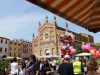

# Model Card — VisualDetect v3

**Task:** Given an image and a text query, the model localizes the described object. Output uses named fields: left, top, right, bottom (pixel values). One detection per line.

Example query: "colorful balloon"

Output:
left=98, top=48, right=100, bottom=52
left=85, top=43, right=91, bottom=51
left=68, top=48, right=76, bottom=55
left=90, top=49, right=95, bottom=55
left=71, top=49, right=76, bottom=53
left=69, top=46, right=73, bottom=50
left=61, top=49, right=66, bottom=55
left=82, top=45, right=86, bottom=51
left=96, top=51, right=99, bottom=55
left=60, top=31, right=76, bottom=56
left=62, top=45, right=66, bottom=50
left=81, top=43, right=92, bottom=51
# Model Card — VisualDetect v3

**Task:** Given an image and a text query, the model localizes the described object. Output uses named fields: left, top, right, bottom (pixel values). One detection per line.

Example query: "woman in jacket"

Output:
left=41, top=59, right=53, bottom=75
left=87, top=59, right=99, bottom=75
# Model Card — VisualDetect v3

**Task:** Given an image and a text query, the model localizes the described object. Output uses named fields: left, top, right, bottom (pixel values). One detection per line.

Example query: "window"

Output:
left=10, top=53, right=12, bottom=56
left=52, top=48, right=55, bottom=55
left=5, top=40, right=7, bottom=44
left=5, top=48, right=7, bottom=52
left=0, top=48, right=2, bottom=52
left=79, top=38, right=81, bottom=41
left=45, top=49, right=50, bottom=56
left=10, top=42, right=12, bottom=44
left=40, top=50, right=42, bottom=56
left=30, top=44, right=32, bottom=47
left=23, top=49, right=27, bottom=53
left=14, top=42, right=16, bottom=45
left=1, top=39, right=3, bottom=43
left=18, top=44, right=20, bottom=46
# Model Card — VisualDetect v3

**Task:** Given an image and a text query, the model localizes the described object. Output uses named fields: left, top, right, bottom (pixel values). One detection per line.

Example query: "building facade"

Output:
left=9, top=39, right=21, bottom=57
left=79, top=33, right=94, bottom=43
left=20, top=39, right=32, bottom=58
left=0, top=37, right=10, bottom=57
left=32, top=22, right=94, bottom=58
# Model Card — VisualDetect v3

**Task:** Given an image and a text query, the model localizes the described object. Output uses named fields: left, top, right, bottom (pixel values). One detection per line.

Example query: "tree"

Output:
left=74, top=42, right=83, bottom=54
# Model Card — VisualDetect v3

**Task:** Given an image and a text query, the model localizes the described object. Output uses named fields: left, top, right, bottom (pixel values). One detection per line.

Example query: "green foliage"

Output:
left=97, top=59, right=100, bottom=65
left=74, top=42, right=83, bottom=54
left=96, top=46, right=100, bottom=49
left=0, top=60, right=9, bottom=69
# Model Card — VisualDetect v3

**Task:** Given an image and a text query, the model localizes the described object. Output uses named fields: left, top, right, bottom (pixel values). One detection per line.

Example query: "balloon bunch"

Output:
left=81, top=42, right=91, bottom=52
left=81, top=42, right=100, bottom=59
left=59, top=32, right=76, bottom=57
left=90, top=48, right=100, bottom=59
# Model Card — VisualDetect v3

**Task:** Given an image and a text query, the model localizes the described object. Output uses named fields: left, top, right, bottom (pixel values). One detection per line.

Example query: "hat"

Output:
left=64, top=55, right=70, bottom=60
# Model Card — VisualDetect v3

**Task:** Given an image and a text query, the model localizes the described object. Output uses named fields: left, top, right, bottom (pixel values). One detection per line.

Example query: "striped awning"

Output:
left=27, top=0, right=100, bottom=33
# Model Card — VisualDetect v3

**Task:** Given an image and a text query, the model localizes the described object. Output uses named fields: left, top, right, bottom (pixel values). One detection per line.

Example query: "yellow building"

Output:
left=9, top=39, right=21, bottom=57
left=32, top=17, right=94, bottom=58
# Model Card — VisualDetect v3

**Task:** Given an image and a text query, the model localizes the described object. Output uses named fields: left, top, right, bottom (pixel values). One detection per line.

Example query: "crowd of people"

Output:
left=58, top=55, right=99, bottom=75
left=4, top=55, right=57, bottom=75
left=4, top=54, right=100, bottom=75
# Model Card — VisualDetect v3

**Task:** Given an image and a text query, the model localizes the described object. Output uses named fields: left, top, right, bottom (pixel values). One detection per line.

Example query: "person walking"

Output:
left=57, top=55, right=74, bottom=75
left=10, top=58, right=18, bottom=75
left=27, top=55, right=39, bottom=75
left=18, top=62, right=24, bottom=75
left=41, top=59, right=53, bottom=75
left=87, top=59, right=99, bottom=75
left=73, top=57, right=84, bottom=75
left=50, top=59, right=56, bottom=71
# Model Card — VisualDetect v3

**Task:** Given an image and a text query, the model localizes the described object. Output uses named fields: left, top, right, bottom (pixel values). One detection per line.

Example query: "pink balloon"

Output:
left=72, top=38, right=75, bottom=43
left=71, top=49, right=76, bottom=53
left=90, top=47, right=96, bottom=51
left=61, top=49, right=66, bottom=55
left=69, top=46, right=73, bottom=50
left=98, top=48, right=100, bottom=52
left=81, top=43, right=92, bottom=52
left=70, top=51, right=73, bottom=55
left=81, top=43, right=91, bottom=51
left=70, top=48, right=76, bottom=54
left=68, top=50, right=73, bottom=55
left=62, top=45, right=66, bottom=50
left=85, top=43, right=91, bottom=51
left=82, top=45, right=86, bottom=51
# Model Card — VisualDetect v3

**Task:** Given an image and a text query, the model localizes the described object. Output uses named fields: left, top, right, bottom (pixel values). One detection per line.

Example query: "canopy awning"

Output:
left=27, top=0, right=100, bottom=33
left=39, top=55, right=60, bottom=58
left=75, top=53, right=91, bottom=56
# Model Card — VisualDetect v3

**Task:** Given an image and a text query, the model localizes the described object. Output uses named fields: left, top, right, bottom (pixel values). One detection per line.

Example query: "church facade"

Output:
left=32, top=17, right=94, bottom=58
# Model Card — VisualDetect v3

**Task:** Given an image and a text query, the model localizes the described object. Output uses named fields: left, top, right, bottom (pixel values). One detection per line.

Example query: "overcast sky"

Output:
left=0, top=0, right=100, bottom=43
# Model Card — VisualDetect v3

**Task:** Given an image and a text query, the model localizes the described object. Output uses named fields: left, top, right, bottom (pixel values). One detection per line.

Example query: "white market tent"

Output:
left=3, top=56, right=22, bottom=60
left=75, top=53, right=91, bottom=57
left=3, top=56, right=13, bottom=59
left=16, top=57, right=22, bottom=60
left=38, top=55, right=60, bottom=58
